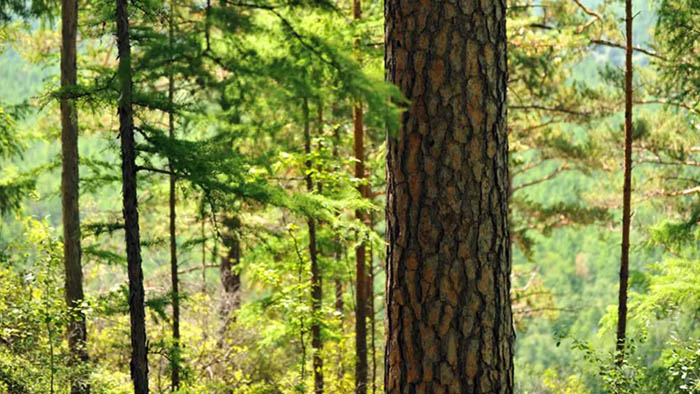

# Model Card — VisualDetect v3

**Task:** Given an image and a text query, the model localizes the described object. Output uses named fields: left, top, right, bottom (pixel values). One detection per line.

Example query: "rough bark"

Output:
left=384, top=0, right=514, bottom=391
left=60, top=0, right=89, bottom=391
left=116, top=0, right=149, bottom=390
left=616, top=0, right=633, bottom=365
left=303, top=99, right=324, bottom=394
left=167, top=6, right=180, bottom=387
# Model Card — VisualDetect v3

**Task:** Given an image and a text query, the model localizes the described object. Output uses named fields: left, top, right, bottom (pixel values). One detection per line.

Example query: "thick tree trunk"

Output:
left=303, top=99, right=324, bottom=394
left=167, top=7, right=180, bottom=388
left=616, top=0, right=633, bottom=365
left=60, top=0, right=89, bottom=391
left=116, top=0, right=149, bottom=391
left=384, top=0, right=514, bottom=391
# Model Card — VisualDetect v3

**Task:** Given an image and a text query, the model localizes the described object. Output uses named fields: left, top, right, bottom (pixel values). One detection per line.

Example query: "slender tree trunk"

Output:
left=353, top=103, right=368, bottom=394
left=201, top=212, right=207, bottom=293
left=60, top=0, right=89, bottom=392
left=384, top=0, right=513, bottom=391
left=616, top=0, right=633, bottom=365
left=331, top=119, right=345, bottom=330
left=116, top=0, right=149, bottom=390
left=303, top=98, right=324, bottom=394
left=220, top=215, right=242, bottom=316
left=368, top=213, right=375, bottom=394
left=352, top=4, right=368, bottom=393
left=167, top=5, right=180, bottom=389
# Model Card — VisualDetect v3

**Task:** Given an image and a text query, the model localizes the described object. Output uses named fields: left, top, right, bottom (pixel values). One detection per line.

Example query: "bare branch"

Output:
left=512, top=165, right=568, bottom=192
left=591, top=39, right=665, bottom=60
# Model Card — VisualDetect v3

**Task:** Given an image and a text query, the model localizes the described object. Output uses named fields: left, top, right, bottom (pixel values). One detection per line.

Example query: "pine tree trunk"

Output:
left=352, top=4, right=368, bottom=393
left=616, top=0, right=633, bottom=365
left=116, top=0, right=149, bottom=390
left=384, top=0, right=513, bottom=391
left=60, top=0, right=89, bottom=391
left=167, top=6, right=180, bottom=387
left=353, top=102, right=368, bottom=394
left=304, top=98, right=324, bottom=394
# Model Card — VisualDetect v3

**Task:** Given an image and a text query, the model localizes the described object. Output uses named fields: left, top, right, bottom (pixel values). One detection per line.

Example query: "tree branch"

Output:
left=591, top=39, right=665, bottom=60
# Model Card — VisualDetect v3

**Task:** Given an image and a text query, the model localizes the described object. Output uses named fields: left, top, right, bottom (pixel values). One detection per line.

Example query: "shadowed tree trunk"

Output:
left=352, top=3, right=368, bottom=393
left=220, top=214, right=242, bottom=317
left=60, top=0, right=89, bottom=390
left=167, top=3, right=180, bottom=388
left=116, top=0, right=149, bottom=390
left=331, top=117, right=345, bottom=330
left=616, top=0, right=633, bottom=366
left=303, top=98, right=324, bottom=394
left=384, top=0, right=514, bottom=391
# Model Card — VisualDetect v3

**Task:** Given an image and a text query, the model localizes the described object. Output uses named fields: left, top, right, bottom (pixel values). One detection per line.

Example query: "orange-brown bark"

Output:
left=385, top=0, right=514, bottom=391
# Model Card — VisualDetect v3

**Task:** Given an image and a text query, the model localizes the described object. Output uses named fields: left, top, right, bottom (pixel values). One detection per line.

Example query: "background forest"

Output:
left=2, top=0, right=700, bottom=392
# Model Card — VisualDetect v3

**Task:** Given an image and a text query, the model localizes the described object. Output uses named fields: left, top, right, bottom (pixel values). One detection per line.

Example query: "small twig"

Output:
left=570, top=0, right=601, bottom=32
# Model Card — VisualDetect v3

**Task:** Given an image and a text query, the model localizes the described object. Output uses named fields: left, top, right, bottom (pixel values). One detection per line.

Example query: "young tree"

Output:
left=115, top=0, right=149, bottom=390
left=616, top=0, right=633, bottom=364
left=167, top=5, right=181, bottom=387
left=384, top=0, right=514, bottom=391
left=304, top=98, right=324, bottom=394
left=60, top=0, right=90, bottom=390
left=352, top=2, right=368, bottom=394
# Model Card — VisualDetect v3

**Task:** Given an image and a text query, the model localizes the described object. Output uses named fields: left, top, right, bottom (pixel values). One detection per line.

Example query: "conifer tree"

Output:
left=60, top=0, right=89, bottom=390
left=615, top=0, right=634, bottom=365
left=115, top=0, right=149, bottom=390
left=351, top=2, right=368, bottom=393
left=167, top=1, right=180, bottom=387
left=384, top=0, right=514, bottom=392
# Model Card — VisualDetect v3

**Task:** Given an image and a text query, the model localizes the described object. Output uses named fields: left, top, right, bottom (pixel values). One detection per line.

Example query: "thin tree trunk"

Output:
left=616, top=0, right=633, bottom=365
left=331, top=117, right=345, bottom=329
left=201, top=212, right=207, bottom=293
left=167, top=4, right=180, bottom=388
left=352, top=3, right=368, bottom=393
left=384, top=0, right=513, bottom=390
left=353, top=103, right=368, bottom=394
left=303, top=98, right=324, bottom=394
left=60, top=0, right=89, bottom=390
left=220, top=215, right=242, bottom=316
left=368, top=213, right=375, bottom=394
left=116, top=0, right=149, bottom=390
left=334, top=279, right=343, bottom=321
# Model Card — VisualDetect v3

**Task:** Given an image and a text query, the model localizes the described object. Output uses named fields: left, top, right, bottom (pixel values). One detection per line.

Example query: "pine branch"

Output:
left=512, top=166, right=568, bottom=192
left=591, top=39, right=665, bottom=60
left=510, top=105, right=591, bottom=117
left=571, top=0, right=601, bottom=32
left=178, top=264, right=219, bottom=275
left=136, top=165, right=177, bottom=176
